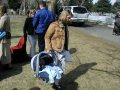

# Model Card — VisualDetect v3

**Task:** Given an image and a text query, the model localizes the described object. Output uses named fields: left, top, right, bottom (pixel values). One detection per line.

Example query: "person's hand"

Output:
left=24, top=33, right=27, bottom=37
left=46, top=50, right=51, bottom=53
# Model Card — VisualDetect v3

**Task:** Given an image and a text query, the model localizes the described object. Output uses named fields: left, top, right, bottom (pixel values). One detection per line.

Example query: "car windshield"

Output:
left=73, top=7, right=87, bottom=14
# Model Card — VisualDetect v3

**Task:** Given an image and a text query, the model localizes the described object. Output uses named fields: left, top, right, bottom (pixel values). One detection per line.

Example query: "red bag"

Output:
left=10, top=35, right=30, bottom=63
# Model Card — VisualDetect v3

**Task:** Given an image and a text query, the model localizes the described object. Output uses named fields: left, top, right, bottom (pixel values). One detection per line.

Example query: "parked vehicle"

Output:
left=58, top=6, right=89, bottom=25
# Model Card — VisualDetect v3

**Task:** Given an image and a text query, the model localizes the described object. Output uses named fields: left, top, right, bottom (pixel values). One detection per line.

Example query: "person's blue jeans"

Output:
left=28, top=35, right=38, bottom=57
left=37, top=33, right=45, bottom=52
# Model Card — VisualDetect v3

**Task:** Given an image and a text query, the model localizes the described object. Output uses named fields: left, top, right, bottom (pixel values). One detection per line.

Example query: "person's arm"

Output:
left=33, top=11, right=40, bottom=30
left=45, top=23, right=55, bottom=52
left=0, top=16, right=6, bottom=29
left=23, top=18, right=28, bottom=35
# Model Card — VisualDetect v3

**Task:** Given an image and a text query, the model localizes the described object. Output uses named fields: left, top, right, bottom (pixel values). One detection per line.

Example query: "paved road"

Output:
left=70, top=24, right=120, bottom=46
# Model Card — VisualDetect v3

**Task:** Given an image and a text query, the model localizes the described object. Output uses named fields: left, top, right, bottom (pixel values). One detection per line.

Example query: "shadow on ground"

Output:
left=60, top=62, right=97, bottom=90
left=0, top=62, right=29, bottom=81
left=29, top=87, right=41, bottom=90
left=91, top=68, right=120, bottom=77
left=11, top=87, right=41, bottom=90
left=70, top=22, right=93, bottom=28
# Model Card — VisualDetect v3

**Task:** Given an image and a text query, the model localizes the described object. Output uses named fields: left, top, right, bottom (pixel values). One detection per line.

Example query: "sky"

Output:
left=93, top=0, right=116, bottom=4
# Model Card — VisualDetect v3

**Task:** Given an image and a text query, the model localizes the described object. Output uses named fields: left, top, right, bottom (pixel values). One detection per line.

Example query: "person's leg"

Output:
left=52, top=79, right=62, bottom=89
left=0, top=41, right=3, bottom=61
left=119, top=29, right=120, bottom=35
left=64, top=25, right=69, bottom=51
left=54, top=79, right=60, bottom=85
left=37, top=33, right=45, bottom=52
left=54, top=51, right=66, bottom=72
left=33, top=35, right=38, bottom=54
left=28, top=35, right=33, bottom=57
left=1, top=40, right=12, bottom=69
left=28, top=35, right=38, bottom=57
left=117, top=29, right=120, bottom=35
left=112, top=28, right=115, bottom=35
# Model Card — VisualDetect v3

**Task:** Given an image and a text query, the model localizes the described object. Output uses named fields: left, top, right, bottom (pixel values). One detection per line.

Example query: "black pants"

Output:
left=37, top=33, right=45, bottom=52
left=64, top=25, right=68, bottom=50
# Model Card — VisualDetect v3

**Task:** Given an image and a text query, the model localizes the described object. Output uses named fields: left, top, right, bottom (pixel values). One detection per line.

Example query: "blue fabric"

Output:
left=33, top=8, right=55, bottom=34
left=39, top=65, right=63, bottom=83
left=39, top=71, right=49, bottom=80
left=37, top=33, right=45, bottom=52
left=49, top=10, right=55, bottom=23
left=0, top=31, right=6, bottom=38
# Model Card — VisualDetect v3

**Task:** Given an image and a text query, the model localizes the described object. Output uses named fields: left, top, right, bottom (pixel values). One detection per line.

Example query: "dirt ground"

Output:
left=0, top=16, right=120, bottom=90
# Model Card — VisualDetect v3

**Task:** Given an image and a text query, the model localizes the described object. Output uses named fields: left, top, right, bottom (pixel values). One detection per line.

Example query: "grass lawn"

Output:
left=0, top=15, right=120, bottom=90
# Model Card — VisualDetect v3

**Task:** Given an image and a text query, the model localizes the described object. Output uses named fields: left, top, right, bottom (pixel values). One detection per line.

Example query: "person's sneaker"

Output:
left=52, top=83, right=62, bottom=90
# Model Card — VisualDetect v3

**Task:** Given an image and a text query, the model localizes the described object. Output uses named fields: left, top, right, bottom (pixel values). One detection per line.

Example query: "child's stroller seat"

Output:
left=31, top=51, right=53, bottom=80
left=31, top=51, right=63, bottom=84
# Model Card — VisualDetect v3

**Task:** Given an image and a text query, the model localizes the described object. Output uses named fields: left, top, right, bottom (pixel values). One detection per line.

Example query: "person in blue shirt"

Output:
left=33, top=1, right=55, bottom=52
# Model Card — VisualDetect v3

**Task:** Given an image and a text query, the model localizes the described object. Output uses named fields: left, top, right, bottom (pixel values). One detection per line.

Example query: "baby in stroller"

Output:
left=31, top=51, right=63, bottom=89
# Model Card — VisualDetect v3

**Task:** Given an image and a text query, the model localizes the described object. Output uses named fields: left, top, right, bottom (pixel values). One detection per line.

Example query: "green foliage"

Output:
left=112, top=2, right=120, bottom=13
left=63, top=0, right=93, bottom=11
left=35, top=0, right=40, bottom=9
left=68, top=0, right=77, bottom=5
left=83, top=0, right=93, bottom=11
left=94, top=0, right=112, bottom=13
left=8, top=0, right=21, bottom=11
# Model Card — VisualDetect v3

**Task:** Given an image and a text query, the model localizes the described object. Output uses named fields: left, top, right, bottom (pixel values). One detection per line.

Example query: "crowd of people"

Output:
left=0, top=1, right=72, bottom=90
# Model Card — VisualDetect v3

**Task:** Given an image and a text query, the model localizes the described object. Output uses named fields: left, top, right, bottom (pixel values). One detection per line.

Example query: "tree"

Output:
left=59, top=0, right=93, bottom=11
left=112, top=1, right=120, bottom=13
left=83, top=0, right=93, bottom=11
left=8, top=0, right=21, bottom=11
left=66, top=0, right=83, bottom=6
left=48, top=0, right=57, bottom=12
left=35, top=0, right=40, bottom=9
left=95, top=0, right=112, bottom=13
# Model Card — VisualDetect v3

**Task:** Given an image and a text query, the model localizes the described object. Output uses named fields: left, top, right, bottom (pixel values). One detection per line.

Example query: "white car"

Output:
left=59, top=6, right=89, bottom=24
